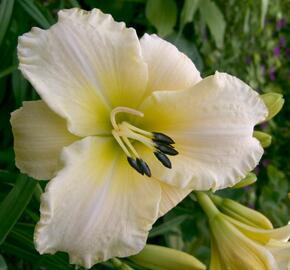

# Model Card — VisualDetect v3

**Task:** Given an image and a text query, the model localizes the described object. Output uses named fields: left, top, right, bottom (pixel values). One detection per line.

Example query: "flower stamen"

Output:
left=110, top=106, right=177, bottom=176
left=121, top=136, right=140, bottom=158
left=110, top=106, right=144, bottom=131
left=112, top=130, right=132, bottom=157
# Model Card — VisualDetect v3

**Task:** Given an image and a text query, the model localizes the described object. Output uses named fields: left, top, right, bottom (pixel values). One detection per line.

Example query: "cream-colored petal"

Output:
left=139, top=72, right=268, bottom=190
left=140, top=34, right=201, bottom=98
left=158, top=182, right=192, bottom=217
left=267, top=240, right=290, bottom=269
left=18, top=8, right=148, bottom=137
left=35, top=137, right=161, bottom=268
left=10, top=101, right=78, bottom=180
left=211, top=214, right=277, bottom=270
left=210, top=239, right=225, bottom=270
left=227, top=216, right=290, bottom=244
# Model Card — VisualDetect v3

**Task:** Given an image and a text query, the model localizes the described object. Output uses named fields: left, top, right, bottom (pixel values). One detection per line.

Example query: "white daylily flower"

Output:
left=11, top=8, right=268, bottom=268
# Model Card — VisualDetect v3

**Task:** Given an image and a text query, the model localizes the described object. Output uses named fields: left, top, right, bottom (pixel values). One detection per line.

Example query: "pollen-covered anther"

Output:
left=155, top=143, right=178, bottom=156
left=137, top=158, right=151, bottom=177
left=152, top=132, right=175, bottom=144
left=154, top=152, right=172, bottom=168
left=111, top=106, right=177, bottom=176
left=127, top=157, right=144, bottom=175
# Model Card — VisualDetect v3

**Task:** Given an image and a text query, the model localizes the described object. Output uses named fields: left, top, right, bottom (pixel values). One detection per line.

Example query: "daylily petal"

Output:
left=140, top=34, right=201, bottom=97
left=211, top=214, right=277, bottom=270
left=18, top=8, right=148, bottom=137
left=35, top=137, right=161, bottom=268
left=227, top=216, right=290, bottom=244
left=210, top=239, right=225, bottom=270
left=158, top=183, right=192, bottom=217
left=267, top=239, right=290, bottom=269
left=10, top=101, right=78, bottom=180
left=139, top=72, right=268, bottom=190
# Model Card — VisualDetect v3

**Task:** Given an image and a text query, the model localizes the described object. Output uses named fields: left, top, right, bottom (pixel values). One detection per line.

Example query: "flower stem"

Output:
left=195, top=191, right=220, bottom=220
left=208, top=193, right=223, bottom=206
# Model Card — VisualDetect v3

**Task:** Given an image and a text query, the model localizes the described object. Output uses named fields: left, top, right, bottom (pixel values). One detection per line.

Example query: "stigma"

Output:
left=110, top=107, right=178, bottom=177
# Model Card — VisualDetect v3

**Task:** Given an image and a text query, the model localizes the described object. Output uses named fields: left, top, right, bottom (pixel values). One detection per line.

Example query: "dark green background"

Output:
left=0, top=0, right=289, bottom=269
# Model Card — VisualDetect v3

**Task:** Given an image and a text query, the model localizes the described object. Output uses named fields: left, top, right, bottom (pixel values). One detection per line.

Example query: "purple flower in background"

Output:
left=273, top=46, right=280, bottom=57
left=259, top=122, right=269, bottom=130
left=269, top=67, right=276, bottom=81
left=254, top=166, right=260, bottom=175
left=262, top=159, right=271, bottom=167
left=286, top=48, right=290, bottom=59
left=279, top=36, right=286, bottom=47
left=243, top=185, right=253, bottom=193
left=245, top=55, right=252, bottom=65
left=288, top=71, right=290, bottom=79
left=276, top=18, right=287, bottom=31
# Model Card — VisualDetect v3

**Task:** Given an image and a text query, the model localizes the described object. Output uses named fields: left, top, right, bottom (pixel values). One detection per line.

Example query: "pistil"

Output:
left=110, top=106, right=178, bottom=177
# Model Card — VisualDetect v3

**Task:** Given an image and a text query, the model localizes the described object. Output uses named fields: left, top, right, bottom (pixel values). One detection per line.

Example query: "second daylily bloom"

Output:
left=12, top=8, right=268, bottom=268
left=196, top=192, right=290, bottom=270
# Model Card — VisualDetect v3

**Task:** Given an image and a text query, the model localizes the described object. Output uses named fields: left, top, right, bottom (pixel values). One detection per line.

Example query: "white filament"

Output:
left=110, top=106, right=144, bottom=130
left=110, top=107, right=154, bottom=158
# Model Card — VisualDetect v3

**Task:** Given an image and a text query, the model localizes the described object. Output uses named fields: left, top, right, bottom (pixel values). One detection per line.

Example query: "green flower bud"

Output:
left=210, top=195, right=273, bottom=230
left=111, top=258, right=134, bottom=270
left=260, top=93, right=284, bottom=120
left=130, top=244, right=206, bottom=270
left=253, top=131, right=272, bottom=148
left=232, top=172, right=257, bottom=189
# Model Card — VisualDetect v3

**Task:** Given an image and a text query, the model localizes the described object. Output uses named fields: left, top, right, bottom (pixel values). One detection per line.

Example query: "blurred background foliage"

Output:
left=0, top=0, right=289, bottom=269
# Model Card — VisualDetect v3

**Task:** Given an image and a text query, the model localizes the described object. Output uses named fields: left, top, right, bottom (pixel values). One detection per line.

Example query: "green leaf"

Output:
left=6, top=224, right=72, bottom=269
left=149, top=215, right=188, bottom=238
left=12, top=53, right=29, bottom=107
left=260, top=0, right=269, bottom=29
left=180, top=0, right=199, bottom=30
left=198, top=0, right=226, bottom=48
left=145, top=0, right=177, bottom=37
left=166, top=32, right=203, bottom=72
left=17, top=0, right=51, bottom=28
left=0, top=0, right=14, bottom=48
left=68, top=0, right=80, bottom=7
left=0, top=255, right=7, bottom=270
left=12, top=69, right=29, bottom=107
left=0, top=175, right=36, bottom=244
left=243, top=8, right=250, bottom=33
left=0, top=170, right=18, bottom=184
left=1, top=243, right=38, bottom=263
left=0, top=65, right=17, bottom=79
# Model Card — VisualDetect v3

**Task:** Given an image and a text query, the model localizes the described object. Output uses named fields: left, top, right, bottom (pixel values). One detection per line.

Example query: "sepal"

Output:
left=232, top=172, right=257, bottom=188
left=260, top=93, right=284, bottom=120
left=253, top=131, right=272, bottom=148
